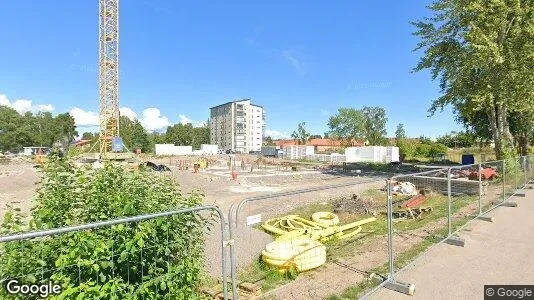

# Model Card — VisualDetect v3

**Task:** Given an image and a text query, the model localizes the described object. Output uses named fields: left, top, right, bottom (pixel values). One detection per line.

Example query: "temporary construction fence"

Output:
left=0, top=206, right=229, bottom=300
left=360, top=155, right=534, bottom=299
left=305, top=154, right=347, bottom=163
left=0, top=155, right=533, bottom=299
left=227, top=178, right=390, bottom=300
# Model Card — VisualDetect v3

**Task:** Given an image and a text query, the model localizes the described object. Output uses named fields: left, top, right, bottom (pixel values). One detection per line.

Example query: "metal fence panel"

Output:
left=0, top=206, right=228, bottom=300
left=228, top=179, right=388, bottom=299
left=447, top=164, right=484, bottom=234
left=480, top=160, right=506, bottom=214
left=387, top=169, right=451, bottom=279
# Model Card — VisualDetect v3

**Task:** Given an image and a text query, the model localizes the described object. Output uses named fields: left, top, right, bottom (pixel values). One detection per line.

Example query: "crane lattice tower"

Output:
left=98, top=0, right=120, bottom=155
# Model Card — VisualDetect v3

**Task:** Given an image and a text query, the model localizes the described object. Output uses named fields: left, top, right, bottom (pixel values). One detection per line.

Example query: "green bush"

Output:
left=414, top=143, right=432, bottom=158
left=396, top=140, right=415, bottom=158
left=429, top=143, right=448, bottom=158
left=1, top=157, right=209, bottom=299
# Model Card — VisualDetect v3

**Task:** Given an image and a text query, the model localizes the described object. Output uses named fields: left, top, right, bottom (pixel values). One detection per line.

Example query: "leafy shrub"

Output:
left=414, top=143, right=432, bottom=158
left=429, top=143, right=448, bottom=158
left=1, top=157, right=209, bottom=299
left=396, top=140, right=415, bottom=158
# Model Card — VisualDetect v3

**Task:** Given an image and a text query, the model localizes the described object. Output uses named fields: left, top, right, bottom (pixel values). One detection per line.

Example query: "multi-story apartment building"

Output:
left=209, top=99, right=265, bottom=153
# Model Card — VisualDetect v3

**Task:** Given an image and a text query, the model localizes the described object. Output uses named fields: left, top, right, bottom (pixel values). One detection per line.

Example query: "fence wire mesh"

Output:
left=229, top=178, right=388, bottom=299
left=387, top=170, right=450, bottom=278
left=447, top=164, right=483, bottom=233
left=0, top=207, right=227, bottom=300
left=480, top=160, right=505, bottom=214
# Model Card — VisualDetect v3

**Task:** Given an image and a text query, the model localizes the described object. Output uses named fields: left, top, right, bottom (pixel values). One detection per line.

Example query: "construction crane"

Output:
left=98, top=0, right=120, bottom=157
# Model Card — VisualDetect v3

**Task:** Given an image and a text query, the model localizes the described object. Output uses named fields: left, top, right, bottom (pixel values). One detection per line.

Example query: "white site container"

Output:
left=174, top=146, right=193, bottom=155
left=155, top=144, right=193, bottom=156
left=155, top=144, right=175, bottom=156
left=386, top=146, right=400, bottom=163
left=200, top=144, right=218, bottom=155
left=344, top=147, right=360, bottom=163
left=283, top=145, right=307, bottom=160
left=345, top=146, right=389, bottom=163
left=305, top=146, right=315, bottom=156
left=359, top=146, right=380, bottom=163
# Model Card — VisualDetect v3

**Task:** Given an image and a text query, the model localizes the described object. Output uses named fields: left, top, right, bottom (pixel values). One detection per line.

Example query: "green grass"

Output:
left=238, top=188, right=479, bottom=298
left=237, top=259, right=297, bottom=292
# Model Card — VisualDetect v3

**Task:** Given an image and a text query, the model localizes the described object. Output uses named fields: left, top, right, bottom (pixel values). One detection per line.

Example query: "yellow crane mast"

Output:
left=98, top=0, right=120, bottom=157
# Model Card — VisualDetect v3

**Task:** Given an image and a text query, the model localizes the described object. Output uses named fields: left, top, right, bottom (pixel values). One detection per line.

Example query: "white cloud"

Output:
left=70, top=107, right=99, bottom=126
left=281, top=50, right=307, bottom=75
left=10, top=99, right=32, bottom=114
left=264, top=129, right=290, bottom=139
left=120, top=106, right=138, bottom=120
left=139, top=108, right=171, bottom=132
left=0, top=94, right=55, bottom=114
left=194, top=121, right=207, bottom=127
left=178, top=114, right=206, bottom=127
left=178, top=114, right=192, bottom=125
left=0, top=94, right=10, bottom=106
left=38, top=104, right=55, bottom=112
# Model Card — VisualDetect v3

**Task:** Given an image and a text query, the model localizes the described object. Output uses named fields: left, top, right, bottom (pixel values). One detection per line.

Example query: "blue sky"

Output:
left=0, top=0, right=462, bottom=138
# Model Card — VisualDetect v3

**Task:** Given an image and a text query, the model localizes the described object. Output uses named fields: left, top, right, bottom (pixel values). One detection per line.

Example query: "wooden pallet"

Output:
left=393, top=206, right=433, bottom=219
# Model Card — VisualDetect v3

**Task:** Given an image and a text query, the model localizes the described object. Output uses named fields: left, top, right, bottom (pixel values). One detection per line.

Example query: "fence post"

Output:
left=478, top=163, right=482, bottom=216
left=502, top=159, right=506, bottom=202
left=523, top=156, right=527, bottom=187
left=386, top=179, right=394, bottom=280
left=383, top=178, right=416, bottom=295
left=447, top=168, right=452, bottom=237
left=515, top=157, right=519, bottom=191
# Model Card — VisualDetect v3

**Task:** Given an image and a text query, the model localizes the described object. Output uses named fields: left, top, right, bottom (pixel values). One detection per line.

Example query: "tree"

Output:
left=0, top=107, right=77, bottom=152
left=327, top=106, right=389, bottom=146
left=327, top=108, right=365, bottom=146
left=81, top=132, right=95, bottom=140
left=436, top=131, right=477, bottom=148
left=412, top=0, right=534, bottom=159
left=361, top=106, right=388, bottom=145
left=291, top=122, right=310, bottom=145
left=264, top=136, right=276, bottom=146
left=166, top=123, right=193, bottom=146
left=191, top=125, right=210, bottom=149
left=119, top=116, right=135, bottom=150
left=308, top=135, right=322, bottom=141
left=395, top=123, right=407, bottom=140
left=52, top=113, right=77, bottom=146
left=131, top=120, right=150, bottom=152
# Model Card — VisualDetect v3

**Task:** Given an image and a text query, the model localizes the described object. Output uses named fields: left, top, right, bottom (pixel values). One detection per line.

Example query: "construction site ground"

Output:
left=371, top=187, right=534, bottom=300
left=1, top=155, right=483, bottom=299
left=0, top=156, right=389, bottom=277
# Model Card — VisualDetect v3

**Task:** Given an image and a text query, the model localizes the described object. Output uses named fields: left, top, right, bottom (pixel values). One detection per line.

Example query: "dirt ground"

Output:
left=0, top=159, right=39, bottom=224
left=0, top=156, right=389, bottom=283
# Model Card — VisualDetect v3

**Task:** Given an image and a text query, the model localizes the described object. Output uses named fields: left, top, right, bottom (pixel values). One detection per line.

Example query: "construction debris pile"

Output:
left=333, top=194, right=377, bottom=215
left=260, top=213, right=376, bottom=273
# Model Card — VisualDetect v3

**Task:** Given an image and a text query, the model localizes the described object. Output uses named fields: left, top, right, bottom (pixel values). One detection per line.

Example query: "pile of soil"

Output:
left=333, top=193, right=377, bottom=215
